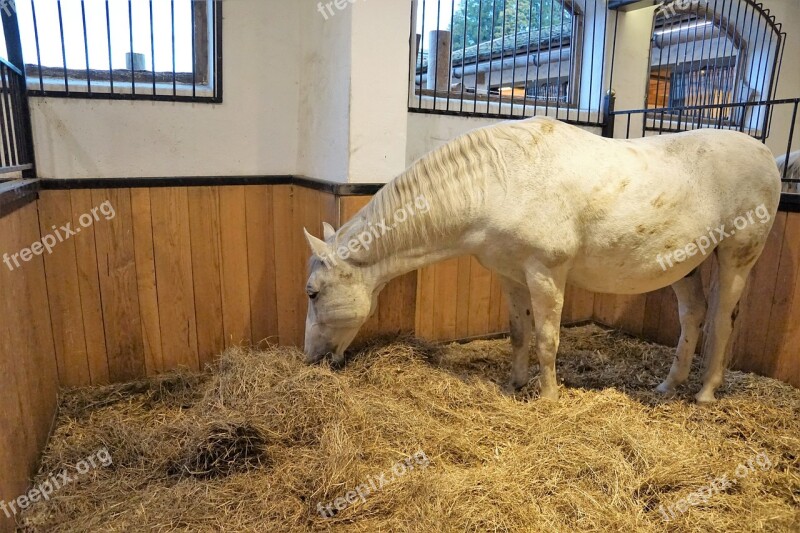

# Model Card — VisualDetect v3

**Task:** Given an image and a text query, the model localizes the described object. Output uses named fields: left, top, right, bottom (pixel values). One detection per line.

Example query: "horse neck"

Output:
left=337, top=156, right=490, bottom=284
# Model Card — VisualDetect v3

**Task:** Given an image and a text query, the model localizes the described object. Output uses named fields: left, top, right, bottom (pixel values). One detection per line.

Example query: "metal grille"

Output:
left=645, top=0, right=785, bottom=134
left=19, top=0, right=222, bottom=102
left=0, top=8, right=35, bottom=176
left=0, top=59, right=34, bottom=174
left=607, top=97, right=799, bottom=188
left=410, top=0, right=610, bottom=125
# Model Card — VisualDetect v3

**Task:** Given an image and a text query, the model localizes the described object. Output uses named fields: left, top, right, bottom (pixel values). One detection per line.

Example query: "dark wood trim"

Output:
left=31, top=178, right=800, bottom=207
left=40, top=175, right=295, bottom=190
left=779, top=193, right=800, bottom=213
left=38, top=175, right=385, bottom=196
left=0, top=179, right=39, bottom=218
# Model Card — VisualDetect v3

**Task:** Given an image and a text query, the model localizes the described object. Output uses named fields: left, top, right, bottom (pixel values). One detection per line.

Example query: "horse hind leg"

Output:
left=695, top=236, right=765, bottom=404
left=656, top=267, right=707, bottom=395
left=499, top=276, right=533, bottom=390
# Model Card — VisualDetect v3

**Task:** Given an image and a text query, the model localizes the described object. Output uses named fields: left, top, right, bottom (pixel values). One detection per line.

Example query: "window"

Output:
left=646, top=0, right=785, bottom=133
left=409, top=0, right=608, bottom=124
left=16, top=0, right=222, bottom=102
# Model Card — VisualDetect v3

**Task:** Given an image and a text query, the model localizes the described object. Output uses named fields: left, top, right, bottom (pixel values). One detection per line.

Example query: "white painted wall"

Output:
left=27, top=0, right=799, bottom=182
left=347, top=0, right=411, bottom=183
left=31, top=0, right=303, bottom=179
left=296, top=0, right=352, bottom=183
left=763, top=0, right=800, bottom=158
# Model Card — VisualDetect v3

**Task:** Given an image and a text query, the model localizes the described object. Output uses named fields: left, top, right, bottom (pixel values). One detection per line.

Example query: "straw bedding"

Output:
left=19, top=325, right=800, bottom=532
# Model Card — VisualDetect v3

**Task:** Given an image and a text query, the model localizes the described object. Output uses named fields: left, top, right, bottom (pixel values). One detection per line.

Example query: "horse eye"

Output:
left=307, top=289, right=319, bottom=300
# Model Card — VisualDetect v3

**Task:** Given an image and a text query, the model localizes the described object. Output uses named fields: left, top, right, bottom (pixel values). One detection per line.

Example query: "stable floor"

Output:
left=18, top=325, right=800, bottom=532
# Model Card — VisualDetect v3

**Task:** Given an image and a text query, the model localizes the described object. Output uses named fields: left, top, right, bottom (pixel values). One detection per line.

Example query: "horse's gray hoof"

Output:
left=695, top=391, right=717, bottom=404
left=655, top=381, right=675, bottom=395
left=539, top=387, right=559, bottom=402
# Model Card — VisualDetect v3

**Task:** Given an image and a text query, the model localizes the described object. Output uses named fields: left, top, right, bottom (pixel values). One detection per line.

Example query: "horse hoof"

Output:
left=655, top=382, right=675, bottom=395
left=504, top=379, right=526, bottom=394
left=694, top=391, right=717, bottom=405
left=539, top=388, right=559, bottom=402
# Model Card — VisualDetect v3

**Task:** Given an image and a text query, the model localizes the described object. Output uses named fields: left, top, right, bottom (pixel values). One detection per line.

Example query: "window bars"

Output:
left=0, top=59, right=34, bottom=174
left=645, top=0, right=785, bottom=135
left=20, top=0, right=222, bottom=102
left=410, top=0, right=610, bottom=126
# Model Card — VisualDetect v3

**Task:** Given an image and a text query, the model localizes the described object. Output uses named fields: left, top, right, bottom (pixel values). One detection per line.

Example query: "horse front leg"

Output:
left=525, top=264, right=567, bottom=401
left=499, top=277, right=533, bottom=390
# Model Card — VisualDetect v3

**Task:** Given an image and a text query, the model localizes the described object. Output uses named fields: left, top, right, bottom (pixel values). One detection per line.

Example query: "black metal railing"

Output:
left=0, top=7, right=35, bottom=178
left=643, top=0, right=785, bottom=135
left=19, top=0, right=222, bottom=103
left=410, top=0, right=611, bottom=126
left=0, top=59, right=35, bottom=174
left=606, top=97, right=799, bottom=189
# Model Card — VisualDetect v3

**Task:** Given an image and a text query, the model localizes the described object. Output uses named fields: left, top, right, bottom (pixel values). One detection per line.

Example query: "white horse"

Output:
left=303, top=117, right=781, bottom=403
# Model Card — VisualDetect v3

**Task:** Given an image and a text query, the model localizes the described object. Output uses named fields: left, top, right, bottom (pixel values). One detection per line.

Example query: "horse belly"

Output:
left=568, top=251, right=706, bottom=294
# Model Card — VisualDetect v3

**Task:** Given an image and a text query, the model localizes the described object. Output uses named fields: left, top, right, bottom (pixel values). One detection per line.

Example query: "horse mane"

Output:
left=337, top=119, right=548, bottom=260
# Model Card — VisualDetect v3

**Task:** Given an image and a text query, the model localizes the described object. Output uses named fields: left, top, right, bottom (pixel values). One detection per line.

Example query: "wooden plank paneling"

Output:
left=730, top=211, right=786, bottom=372
left=466, top=257, right=493, bottom=337
left=150, top=188, right=198, bottom=372
left=563, top=284, right=595, bottom=324
left=187, top=187, right=225, bottom=367
left=219, top=186, right=253, bottom=347
left=69, top=190, right=110, bottom=384
left=455, top=256, right=472, bottom=339
left=273, top=185, right=299, bottom=346
left=92, top=188, right=146, bottom=381
left=655, top=288, right=680, bottom=346
left=488, top=271, right=507, bottom=334
left=433, top=258, right=459, bottom=341
left=762, top=212, right=800, bottom=386
left=0, top=202, right=59, bottom=533
left=36, top=190, right=90, bottom=386
left=245, top=186, right=278, bottom=346
left=131, top=188, right=165, bottom=376
left=415, top=264, right=436, bottom=339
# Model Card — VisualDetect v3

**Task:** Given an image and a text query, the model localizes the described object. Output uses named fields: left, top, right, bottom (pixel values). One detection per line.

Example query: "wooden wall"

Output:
left=0, top=201, right=59, bottom=533
left=35, top=185, right=337, bottom=387
left=33, top=185, right=800, bottom=389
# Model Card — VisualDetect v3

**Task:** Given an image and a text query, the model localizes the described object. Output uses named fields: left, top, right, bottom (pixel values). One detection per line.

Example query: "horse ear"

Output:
left=322, top=222, right=336, bottom=241
left=304, top=228, right=329, bottom=258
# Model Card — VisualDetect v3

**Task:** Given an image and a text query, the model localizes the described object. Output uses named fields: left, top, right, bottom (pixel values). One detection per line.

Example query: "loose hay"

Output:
left=18, top=325, right=800, bottom=532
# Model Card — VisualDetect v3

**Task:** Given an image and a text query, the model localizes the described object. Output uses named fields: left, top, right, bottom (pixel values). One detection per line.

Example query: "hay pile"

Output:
left=19, top=325, right=800, bottom=532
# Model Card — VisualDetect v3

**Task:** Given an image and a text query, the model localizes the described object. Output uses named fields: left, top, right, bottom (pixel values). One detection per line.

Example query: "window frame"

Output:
left=643, top=0, right=785, bottom=136
left=20, top=0, right=223, bottom=103
left=408, top=0, right=609, bottom=126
